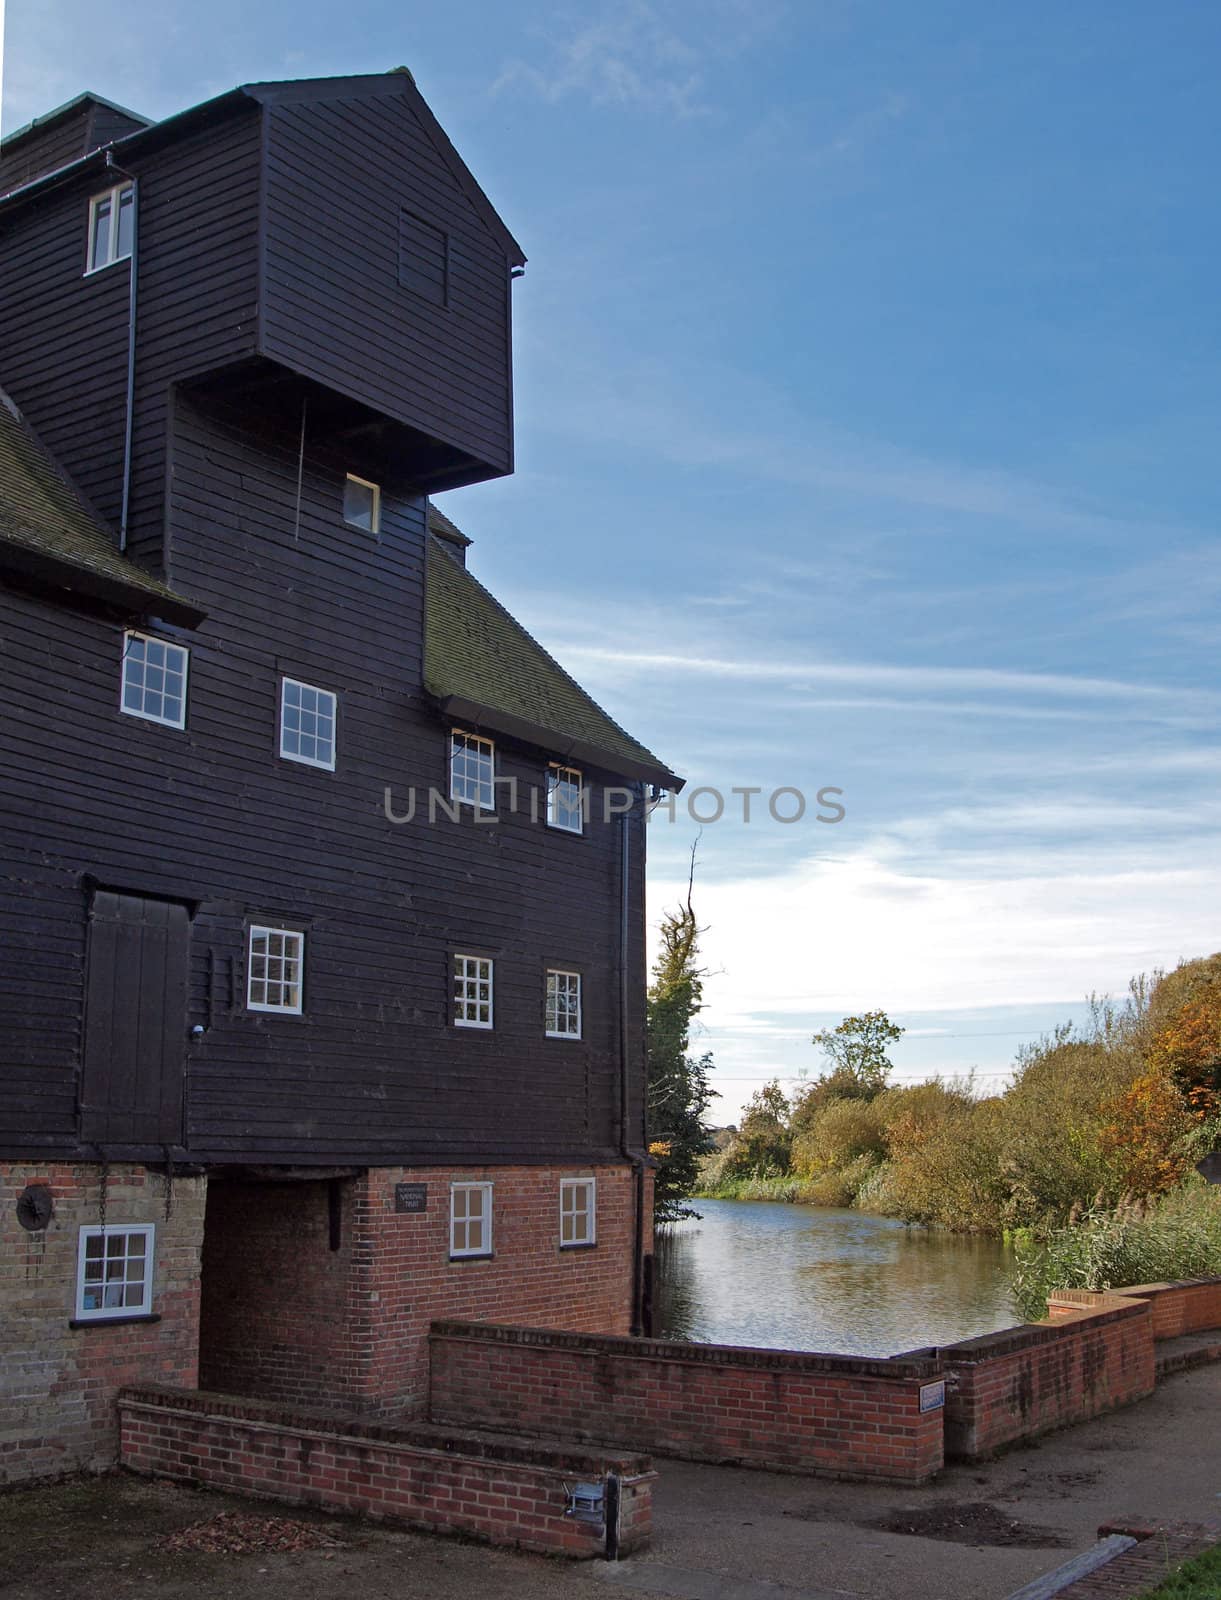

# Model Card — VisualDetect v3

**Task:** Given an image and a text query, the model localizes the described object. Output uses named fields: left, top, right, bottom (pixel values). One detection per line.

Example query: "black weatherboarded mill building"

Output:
left=0, top=71, right=679, bottom=1482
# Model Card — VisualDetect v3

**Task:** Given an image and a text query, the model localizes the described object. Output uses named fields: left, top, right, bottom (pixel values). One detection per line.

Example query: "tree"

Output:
left=718, top=1079, right=792, bottom=1178
left=811, top=1011, right=903, bottom=1094
left=646, top=851, right=717, bottom=1223
left=1147, top=993, right=1221, bottom=1123
left=1098, top=1072, right=1199, bottom=1197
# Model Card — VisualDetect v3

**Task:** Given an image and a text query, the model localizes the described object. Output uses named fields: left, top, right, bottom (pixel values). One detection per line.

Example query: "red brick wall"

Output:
left=199, top=1179, right=355, bottom=1403
left=118, top=1384, right=655, bottom=1559
left=937, top=1297, right=1156, bottom=1460
left=1048, top=1279, right=1221, bottom=1341
left=428, top=1321, right=945, bottom=1484
left=0, top=1162, right=204, bottom=1485
left=198, top=1162, right=647, bottom=1415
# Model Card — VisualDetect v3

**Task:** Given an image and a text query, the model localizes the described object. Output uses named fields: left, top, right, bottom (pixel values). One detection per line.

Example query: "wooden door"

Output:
left=80, top=891, right=189, bottom=1146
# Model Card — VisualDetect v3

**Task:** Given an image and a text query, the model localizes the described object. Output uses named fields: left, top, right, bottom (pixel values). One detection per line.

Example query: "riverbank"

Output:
left=6, top=1363, right=1219, bottom=1600
left=693, top=1174, right=810, bottom=1202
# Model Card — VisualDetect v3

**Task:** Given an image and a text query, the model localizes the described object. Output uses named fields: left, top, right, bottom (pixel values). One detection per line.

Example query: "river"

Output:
left=653, top=1200, right=1015, bottom=1356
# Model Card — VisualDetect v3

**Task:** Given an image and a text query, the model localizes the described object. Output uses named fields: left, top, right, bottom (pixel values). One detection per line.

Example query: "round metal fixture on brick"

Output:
left=16, top=1183, right=53, bottom=1231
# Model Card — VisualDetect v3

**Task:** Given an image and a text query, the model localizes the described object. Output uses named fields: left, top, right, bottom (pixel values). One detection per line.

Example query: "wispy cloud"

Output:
left=518, top=327, right=1199, bottom=546
left=494, top=3, right=708, bottom=117
left=559, top=643, right=1197, bottom=703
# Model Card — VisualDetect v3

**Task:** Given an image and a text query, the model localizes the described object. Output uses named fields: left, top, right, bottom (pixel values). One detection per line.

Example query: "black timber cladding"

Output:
left=0, top=93, right=151, bottom=195
left=0, top=105, right=263, bottom=566
left=257, top=79, right=517, bottom=478
left=0, top=390, right=650, bottom=1166
left=0, top=71, right=663, bottom=1170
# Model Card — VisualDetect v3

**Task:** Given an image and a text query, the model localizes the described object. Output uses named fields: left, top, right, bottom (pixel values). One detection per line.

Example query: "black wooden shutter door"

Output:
left=80, top=892, right=189, bottom=1145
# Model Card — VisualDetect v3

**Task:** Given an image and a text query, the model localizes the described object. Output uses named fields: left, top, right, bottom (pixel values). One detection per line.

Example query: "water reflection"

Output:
left=654, top=1201, right=1014, bottom=1356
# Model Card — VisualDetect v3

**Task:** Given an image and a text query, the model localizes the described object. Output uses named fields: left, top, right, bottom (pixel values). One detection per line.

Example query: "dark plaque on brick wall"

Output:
left=394, top=1182, right=428, bottom=1214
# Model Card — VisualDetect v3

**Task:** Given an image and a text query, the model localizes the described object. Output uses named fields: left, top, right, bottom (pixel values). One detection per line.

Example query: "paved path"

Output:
left=5, top=1364, right=1220, bottom=1600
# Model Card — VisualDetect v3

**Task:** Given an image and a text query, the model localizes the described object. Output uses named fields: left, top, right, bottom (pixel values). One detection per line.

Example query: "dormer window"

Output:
left=343, top=473, right=380, bottom=533
left=86, top=183, right=134, bottom=273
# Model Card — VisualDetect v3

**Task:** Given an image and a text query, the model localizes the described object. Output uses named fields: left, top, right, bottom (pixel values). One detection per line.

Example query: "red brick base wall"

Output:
left=429, top=1321, right=945, bottom=1484
left=118, top=1385, right=655, bottom=1559
left=935, top=1296, right=1156, bottom=1460
left=0, top=1162, right=205, bottom=1486
left=1048, top=1279, right=1221, bottom=1341
left=199, top=1162, right=648, bottom=1416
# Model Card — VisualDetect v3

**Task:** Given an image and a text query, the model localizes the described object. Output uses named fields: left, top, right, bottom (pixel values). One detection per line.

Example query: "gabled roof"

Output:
left=0, top=91, right=152, bottom=151
left=424, top=512, right=680, bottom=791
left=0, top=392, right=204, bottom=627
left=244, top=72, right=526, bottom=267
left=0, top=72, right=526, bottom=267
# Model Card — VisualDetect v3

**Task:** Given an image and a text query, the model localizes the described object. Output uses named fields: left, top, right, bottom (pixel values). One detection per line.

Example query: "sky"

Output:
left=4, top=2, right=1220, bottom=1119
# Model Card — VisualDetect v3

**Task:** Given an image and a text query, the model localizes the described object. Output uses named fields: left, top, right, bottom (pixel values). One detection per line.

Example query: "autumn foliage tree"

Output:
left=1146, top=992, right=1221, bottom=1124
left=1098, top=1071, right=1198, bottom=1196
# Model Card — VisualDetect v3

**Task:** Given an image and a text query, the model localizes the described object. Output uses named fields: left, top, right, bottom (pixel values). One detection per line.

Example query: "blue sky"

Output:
left=5, top=2, right=1220, bottom=1118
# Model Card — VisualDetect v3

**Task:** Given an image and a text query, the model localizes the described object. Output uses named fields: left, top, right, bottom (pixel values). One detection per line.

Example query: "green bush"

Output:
left=802, top=1152, right=882, bottom=1207
left=792, top=1097, right=885, bottom=1176
left=1010, top=1185, right=1221, bottom=1322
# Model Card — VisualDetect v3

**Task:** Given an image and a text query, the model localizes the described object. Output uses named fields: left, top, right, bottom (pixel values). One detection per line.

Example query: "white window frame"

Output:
left=85, top=181, right=135, bottom=274
left=450, top=1181, right=493, bottom=1259
left=559, top=1178, right=596, bottom=1249
left=279, top=677, right=338, bottom=771
left=547, top=764, right=585, bottom=834
left=453, top=953, right=494, bottom=1029
left=247, top=925, right=305, bottom=1015
left=74, top=1223, right=155, bottom=1320
left=450, top=729, right=496, bottom=811
left=343, top=472, right=381, bottom=534
left=120, top=631, right=189, bottom=730
left=545, top=969, right=582, bottom=1039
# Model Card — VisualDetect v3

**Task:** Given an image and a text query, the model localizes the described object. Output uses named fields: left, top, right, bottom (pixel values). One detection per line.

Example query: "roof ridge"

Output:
left=0, top=90, right=152, bottom=151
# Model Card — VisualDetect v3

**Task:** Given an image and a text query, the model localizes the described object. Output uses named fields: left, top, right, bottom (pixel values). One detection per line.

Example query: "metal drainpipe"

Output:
left=104, top=150, right=139, bottom=552
left=619, top=783, right=646, bottom=1338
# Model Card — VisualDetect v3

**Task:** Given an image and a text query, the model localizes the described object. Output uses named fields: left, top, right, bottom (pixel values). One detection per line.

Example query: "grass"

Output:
left=1133, top=1542, right=1221, bottom=1597
left=693, top=1174, right=805, bottom=1202
left=1011, top=1185, right=1221, bottom=1322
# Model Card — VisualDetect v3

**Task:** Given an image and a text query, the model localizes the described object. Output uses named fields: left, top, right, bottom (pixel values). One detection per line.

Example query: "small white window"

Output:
left=450, top=1181, right=492, bottom=1258
left=547, top=765, right=585, bottom=833
left=560, top=1178, right=596, bottom=1248
left=453, top=953, right=493, bottom=1028
left=450, top=730, right=495, bottom=810
left=121, top=632, right=189, bottom=729
left=545, top=969, right=582, bottom=1039
left=75, top=1223, right=154, bottom=1319
left=86, top=182, right=135, bottom=273
left=343, top=473, right=380, bottom=533
left=248, top=926, right=305, bottom=1014
left=280, top=678, right=337, bottom=770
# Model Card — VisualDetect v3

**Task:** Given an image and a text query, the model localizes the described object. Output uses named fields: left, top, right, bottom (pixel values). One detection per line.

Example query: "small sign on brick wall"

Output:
left=919, top=1380, right=946, bottom=1413
left=394, top=1183, right=428, bottom=1214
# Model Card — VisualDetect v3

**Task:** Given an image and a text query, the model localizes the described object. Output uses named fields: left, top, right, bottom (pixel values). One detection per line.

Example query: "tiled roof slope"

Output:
left=425, top=513, right=679, bottom=790
left=0, top=393, right=203, bottom=626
